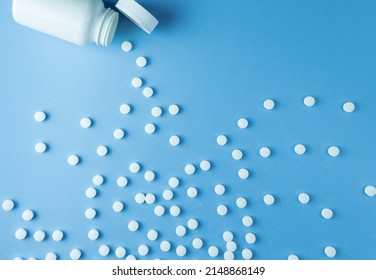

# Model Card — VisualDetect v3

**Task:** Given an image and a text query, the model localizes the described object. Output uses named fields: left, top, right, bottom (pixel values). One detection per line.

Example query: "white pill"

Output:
left=187, top=187, right=198, bottom=198
left=28, top=257, right=37, bottom=260
left=52, top=230, right=64, bottom=241
left=15, top=228, right=27, bottom=240
left=176, top=245, right=186, bottom=257
left=364, top=186, right=376, bottom=197
left=14, top=257, right=23, bottom=260
left=136, top=56, right=147, bottom=67
left=236, top=197, right=247, bottom=208
left=34, top=230, right=46, bottom=242
left=112, top=201, right=124, bottom=212
left=145, top=193, right=156, bottom=204
left=113, top=128, right=125, bottom=140
left=303, top=96, right=316, bottom=107
left=259, top=147, right=271, bottom=158
left=117, top=176, right=128, bottom=188
left=226, top=241, right=237, bottom=252
left=263, top=99, right=275, bottom=110
left=92, top=175, right=104, bottom=186
left=200, top=160, right=211, bottom=171
left=128, top=220, right=139, bottom=232
left=85, top=208, right=96, bottom=219
left=154, top=205, right=165, bottom=216
left=216, top=135, right=228, bottom=146
left=35, top=142, right=47, bottom=153
left=138, top=244, right=149, bottom=256
left=237, top=118, right=248, bottom=129
left=294, top=144, right=306, bottom=155
left=88, top=229, right=100, bottom=240
left=2, top=199, right=15, bottom=211
left=70, top=249, right=81, bottom=260
left=288, top=254, right=299, bottom=260
left=119, top=104, right=131, bottom=115
left=131, top=77, right=142, bottom=88
left=67, top=154, right=79, bottom=166
left=126, top=255, right=136, bottom=260
left=238, top=168, right=249, bottom=179
left=45, top=252, right=57, bottom=260
left=224, top=251, right=234, bottom=260
left=214, top=184, right=225, bottom=195
left=223, top=231, right=233, bottom=242
left=176, top=225, right=186, bottom=236
left=328, top=146, right=340, bottom=157
left=168, top=177, right=180, bottom=188
left=245, top=233, right=256, bottom=244
left=121, top=41, right=132, bottom=52
left=187, top=218, right=198, bottom=230
left=163, top=189, right=174, bottom=200
left=232, top=149, right=243, bottom=160
left=86, top=187, right=97, bottom=198
left=160, top=241, right=171, bottom=252
left=99, top=245, right=110, bottom=257
left=264, top=194, right=275, bottom=205
left=208, top=246, right=219, bottom=257
left=34, top=111, right=46, bottom=122
left=129, top=162, right=141, bottom=173
left=169, top=135, right=180, bottom=146
left=135, top=193, right=145, bottom=204
left=80, top=117, right=92, bottom=128
left=143, top=87, right=154, bottom=98
left=115, top=247, right=126, bottom=258
left=321, top=208, right=333, bottom=219
left=242, top=249, right=253, bottom=260
left=192, top=238, right=203, bottom=249
left=324, top=246, right=336, bottom=258
left=242, top=215, right=253, bottom=227
left=170, top=205, right=181, bottom=216
left=144, top=171, right=155, bottom=182
left=298, top=193, right=310, bottom=204
left=185, top=164, right=196, bottom=175
left=343, top=101, right=355, bottom=113
left=217, top=204, right=228, bottom=216
left=151, top=106, right=162, bottom=117
left=96, top=145, right=108, bottom=156
left=147, top=230, right=158, bottom=241
left=145, top=123, right=156, bottom=134
left=168, top=104, right=180, bottom=115
left=22, top=209, right=34, bottom=221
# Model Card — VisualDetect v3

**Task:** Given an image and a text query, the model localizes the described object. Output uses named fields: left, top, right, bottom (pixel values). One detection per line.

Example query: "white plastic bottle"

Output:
left=12, top=0, right=119, bottom=47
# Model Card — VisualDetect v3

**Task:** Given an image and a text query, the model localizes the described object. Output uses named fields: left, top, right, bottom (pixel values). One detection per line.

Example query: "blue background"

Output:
left=1, top=0, right=376, bottom=260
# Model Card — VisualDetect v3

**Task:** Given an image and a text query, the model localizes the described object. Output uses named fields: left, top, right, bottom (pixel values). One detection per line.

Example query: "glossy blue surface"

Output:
left=0, top=0, right=375, bottom=260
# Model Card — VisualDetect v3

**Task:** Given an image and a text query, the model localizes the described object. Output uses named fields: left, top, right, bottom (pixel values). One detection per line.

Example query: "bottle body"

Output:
left=12, top=0, right=119, bottom=46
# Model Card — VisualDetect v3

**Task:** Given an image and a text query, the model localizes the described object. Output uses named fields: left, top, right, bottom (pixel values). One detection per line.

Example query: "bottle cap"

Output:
left=115, top=0, right=159, bottom=34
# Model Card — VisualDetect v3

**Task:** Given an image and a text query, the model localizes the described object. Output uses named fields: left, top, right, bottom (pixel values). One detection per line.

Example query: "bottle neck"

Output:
left=92, top=8, right=119, bottom=47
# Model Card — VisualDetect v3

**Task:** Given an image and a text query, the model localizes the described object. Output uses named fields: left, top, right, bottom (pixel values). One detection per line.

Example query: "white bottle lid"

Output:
left=115, top=0, right=159, bottom=34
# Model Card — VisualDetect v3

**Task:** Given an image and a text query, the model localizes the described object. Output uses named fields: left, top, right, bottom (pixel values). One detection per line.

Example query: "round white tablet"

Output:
left=232, top=149, right=243, bottom=160
left=321, top=208, right=333, bottom=219
left=99, top=245, right=110, bottom=257
left=160, top=241, right=171, bottom=252
left=214, top=184, right=225, bottom=195
left=294, top=144, right=306, bottom=155
left=242, top=249, right=253, bottom=260
left=85, top=208, right=96, bottom=219
left=80, top=117, right=92, bottom=128
left=34, top=230, right=46, bottom=242
left=143, top=87, right=154, bottom=98
left=169, top=135, right=181, bottom=146
left=187, top=187, right=198, bottom=198
left=131, top=77, right=142, bottom=88
left=145, top=193, right=156, bottom=204
left=168, top=104, right=180, bottom=115
left=288, top=254, right=299, bottom=260
left=298, top=193, right=310, bottom=204
left=154, top=205, right=165, bottom=216
left=126, top=255, right=136, bottom=260
left=70, top=249, right=81, bottom=260
left=86, top=187, right=97, bottom=198
left=208, top=246, right=219, bottom=257
left=364, top=186, right=376, bottom=197
left=145, top=123, right=156, bottom=134
left=168, top=177, right=179, bottom=188
left=52, top=230, right=64, bottom=241
left=151, top=106, right=162, bottom=117
left=136, top=56, right=147, bottom=67
left=263, top=99, right=275, bottom=110
left=185, top=164, right=196, bottom=175
left=242, top=215, right=253, bottom=227
left=15, top=228, right=27, bottom=240
left=119, top=104, right=131, bottom=115
left=112, top=201, right=124, bottom=212
left=216, top=135, right=228, bottom=146
left=144, top=171, right=156, bottom=182
left=259, top=147, right=271, bottom=158
left=22, top=209, right=34, bottom=221
left=117, top=176, right=128, bottom=188
left=192, top=238, right=203, bottom=249
left=238, top=168, right=249, bottom=179
left=175, top=225, right=186, bottom=237
left=88, top=229, right=99, bottom=241
left=245, top=233, right=256, bottom=244
left=328, top=146, right=340, bottom=157
left=163, top=189, right=174, bottom=200
left=121, top=41, right=132, bottom=52
left=236, top=197, right=247, bottom=208
left=324, top=246, right=336, bottom=258
left=224, top=251, right=234, bottom=260
left=34, top=111, right=46, bottom=122
left=264, top=194, right=275, bottom=205
left=217, top=204, right=228, bottom=216
left=35, top=142, right=47, bottom=153
left=129, top=162, right=141, bottom=173
left=170, top=205, right=181, bottom=216
left=45, top=252, right=57, bottom=260
left=113, top=128, right=125, bottom=140
left=92, top=175, right=104, bottom=186
left=303, top=96, right=316, bottom=107
left=135, top=193, right=145, bottom=204
left=2, top=199, right=15, bottom=211
left=343, top=101, right=355, bottom=113
left=147, top=230, right=158, bottom=241
left=226, top=241, right=237, bottom=252
left=237, top=118, right=248, bottom=129
left=96, top=145, right=108, bottom=156
left=115, top=247, right=126, bottom=258
left=67, top=154, right=79, bottom=166
left=176, top=245, right=186, bottom=257
left=138, top=244, right=149, bottom=256
left=128, top=220, right=139, bottom=232
left=187, top=218, right=198, bottom=230
left=223, top=231, right=233, bottom=242
left=200, top=160, right=211, bottom=171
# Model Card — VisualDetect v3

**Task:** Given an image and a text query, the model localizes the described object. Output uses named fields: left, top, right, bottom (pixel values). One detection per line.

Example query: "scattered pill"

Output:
left=321, top=208, right=333, bottom=219
left=136, top=56, right=147, bottom=67
left=15, top=228, right=27, bottom=240
left=303, top=96, right=316, bottom=107
left=242, top=216, right=253, bottom=227
left=288, top=254, right=299, bottom=260
left=324, top=246, right=336, bottom=258
left=2, top=199, right=15, bottom=211
left=294, top=144, right=306, bottom=155
left=143, top=87, right=154, bottom=98
left=135, top=193, right=145, bottom=204
left=45, top=252, right=58, bottom=260
left=259, top=147, right=271, bottom=158
left=163, top=189, right=174, bottom=200
left=232, top=149, right=243, bottom=160
left=99, top=245, right=110, bottom=257
left=80, top=117, right=92, bottom=128
left=343, top=101, right=355, bottom=113
left=187, top=187, right=198, bottom=198
left=242, top=249, right=253, bottom=260
left=168, top=177, right=180, bottom=188
left=176, top=245, right=186, bottom=257
left=200, top=160, right=211, bottom=171
left=160, top=241, right=171, bottom=252
left=115, top=247, right=126, bottom=258
left=237, top=118, right=248, bottom=129
left=154, top=205, right=165, bottom=216
left=328, top=146, right=340, bottom=157
left=117, top=176, right=128, bottom=188
left=138, top=244, right=149, bottom=256
left=119, top=104, right=131, bottom=115
left=22, top=209, right=34, bottom=221
left=223, top=231, right=234, bottom=242
left=145, top=123, right=156, bottom=134
left=121, top=41, right=132, bottom=52
left=263, top=99, right=275, bottom=110
left=92, top=175, right=104, bottom=186
left=192, top=238, right=203, bottom=249
left=128, top=220, right=139, bottom=232
left=298, top=193, right=310, bottom=204
left=169, top=135, right=181, bottom=146
left=70, top=249, right=81, bottom=260
left=151, top=106, right=162, bottom=117
left=187, top=218, right=198, bottom=230
left=86, top=187, right=97, bottom=198
left=52, top=230, right=64, bottom=241
left=236, top=197, right=247, bottom=209
left=216, top=135, right=228, bottom=146
left=185, top=164, right=196, bottom=175
left=34, top=111, right=46, bottom=122
left=364, top=186, right=376, bottom=197
left=67, top=154, right=79, bottom=166
left=238, top=168, right=249, bottom=179
left=224, top=251, right=234, bottom=260
left=113, top=128, right=125, bottom=140
left=217, top=204, right=228, bottom=216
left=34, top=230, right=46, bottom=242
left=264, top=194, right=275, bottom=205
left=35, top=142, right=47, bottom=153
left=226, top=241, right=237, bottom=252
left=96, top=145, right=108, bottom=156
left=129, top=162, right=141, bottom=173
left=112, top=201, right=124, bottom=212
left=147, top=230, right=158, bottom=241
left=126, top=255, right=136, bottom=260
left=131, top=77, right=142, bottom=88
left=88, top=229, right=100, bottom=241
left=170, top=205, right=181, bottom=216
left=168, top=104, right=180, bottom=115
left=245, top=233, right=256, bottom=244
left=85, top=208, right=97, bottom=220
left=208, top=246, right=219, bottom=257
left=214, top=184, right=225, bottom=195
left=145, top=193, right=156, bottom=204
left=176, top=225, right=186, bottom=237
left=144, top=171, right=156, bottom=182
